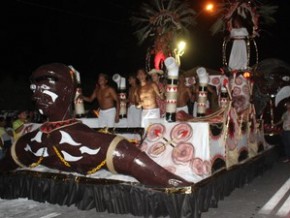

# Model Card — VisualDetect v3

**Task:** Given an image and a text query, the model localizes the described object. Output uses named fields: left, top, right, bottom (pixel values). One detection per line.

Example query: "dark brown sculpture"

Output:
left=0, top=63, right=191, bottom=187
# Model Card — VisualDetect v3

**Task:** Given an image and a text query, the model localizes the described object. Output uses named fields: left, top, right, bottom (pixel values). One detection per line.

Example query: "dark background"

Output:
left=0, top=0, right=289, bottom=110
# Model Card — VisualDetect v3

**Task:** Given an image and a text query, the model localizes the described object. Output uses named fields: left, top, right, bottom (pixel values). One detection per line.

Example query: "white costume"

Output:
left=141, top=108, right=160, bottom=128
left=228, top=28, right=249, bottom=71
left=127, top=105, right=142, bottom=127
left=176, top=105, right=189, bottom=114
left=98, top=107, right=116, bottom=127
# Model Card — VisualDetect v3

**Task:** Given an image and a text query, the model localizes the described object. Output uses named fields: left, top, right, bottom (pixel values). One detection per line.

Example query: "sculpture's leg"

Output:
left=107, top=137, right=192, bottom=187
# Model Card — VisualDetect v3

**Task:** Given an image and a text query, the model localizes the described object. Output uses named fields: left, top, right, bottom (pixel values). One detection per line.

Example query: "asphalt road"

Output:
left=202, top=159, right=290, bottom=218
left=0, top=156, right=289, bottom=218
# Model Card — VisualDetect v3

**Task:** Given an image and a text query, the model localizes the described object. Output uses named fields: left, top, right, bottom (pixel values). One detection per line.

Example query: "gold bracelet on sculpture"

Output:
left=53, top=145, right=71, bottom=167
left=87, top=160, right=106, bottom=175
left=29, top=157, right=44, bottom=168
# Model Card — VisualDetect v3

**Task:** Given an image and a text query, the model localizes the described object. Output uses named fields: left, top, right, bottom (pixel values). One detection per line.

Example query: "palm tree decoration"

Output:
left=131, top=0, right=196, bottom=71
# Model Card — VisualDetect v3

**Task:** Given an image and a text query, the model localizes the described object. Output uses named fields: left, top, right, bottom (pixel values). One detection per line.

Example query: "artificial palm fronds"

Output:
left=257, top=4, right=278, bottom=26
left=131, top=0, right=197, bottom=46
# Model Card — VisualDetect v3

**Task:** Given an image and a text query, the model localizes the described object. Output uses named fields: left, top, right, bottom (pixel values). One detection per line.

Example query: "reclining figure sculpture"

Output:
left=0, top=63, right=191, bottom=188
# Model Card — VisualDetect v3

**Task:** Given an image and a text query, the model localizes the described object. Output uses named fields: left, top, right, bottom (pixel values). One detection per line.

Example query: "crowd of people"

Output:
left=0, top=110, right=39, bottom=157
left=80, top=67, right=205, bottom=128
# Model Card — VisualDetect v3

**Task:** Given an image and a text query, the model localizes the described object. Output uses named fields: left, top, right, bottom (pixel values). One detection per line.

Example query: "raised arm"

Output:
left=83, top=88, right=97, bottom=103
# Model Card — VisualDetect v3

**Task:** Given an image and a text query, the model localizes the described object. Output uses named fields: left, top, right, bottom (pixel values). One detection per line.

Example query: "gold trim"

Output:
left=29, top=157, right=44, bottom=168
left=53, top=146, right=71, bottom=167
left=10, top=140, right=26, bottom=168
left=29, top=145, right=46, bottom=168
left=87, top=160, right=106, bottom=175
left=106, top=136, right=124, bottom=174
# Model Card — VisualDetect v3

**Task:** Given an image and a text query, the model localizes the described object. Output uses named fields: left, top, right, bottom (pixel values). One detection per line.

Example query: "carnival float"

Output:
left=1, top=0, right=289, bottom=218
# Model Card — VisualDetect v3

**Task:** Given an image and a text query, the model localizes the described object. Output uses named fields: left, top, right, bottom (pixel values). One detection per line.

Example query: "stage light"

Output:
left=174, top=40, right=186, bottom=66
left=177, top=41, right=186, bottom=54
left=205, top=3, right=214, bottom=12
left=243, top=71, right=251, bottom=79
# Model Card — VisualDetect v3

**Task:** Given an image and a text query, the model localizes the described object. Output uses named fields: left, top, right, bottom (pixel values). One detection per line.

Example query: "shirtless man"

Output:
left=82, top=73, right=119, bottom=127
left=148, top=69, right=166, bottom=118
left=0, top=63, right=190, bottom=187
left=127, top=74, right=141, bottom=127
left=176, top=74, right=192, bottom=114
left=135, top=69, right=163, bottom=127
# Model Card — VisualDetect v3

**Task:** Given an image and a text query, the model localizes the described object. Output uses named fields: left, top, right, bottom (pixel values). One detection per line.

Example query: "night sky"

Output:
left=0, top=0, right=289, bottom=110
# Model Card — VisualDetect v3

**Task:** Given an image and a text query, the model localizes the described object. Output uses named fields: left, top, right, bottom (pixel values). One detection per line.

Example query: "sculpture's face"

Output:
left=30, top=63, right=75, bottom=121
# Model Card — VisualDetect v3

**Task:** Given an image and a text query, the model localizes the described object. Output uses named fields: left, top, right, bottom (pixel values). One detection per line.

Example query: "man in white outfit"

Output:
left=82, top=73, right=120, bottom=127
left=127, top=74, right=142, bottom=127
left=135, top=69, right=163, bottom=128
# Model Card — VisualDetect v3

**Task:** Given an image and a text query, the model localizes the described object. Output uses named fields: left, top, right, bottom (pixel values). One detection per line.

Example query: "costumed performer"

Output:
left=135, top=68, right=163, bottom=128
left=81, top=73, right=120, bottom=127
left=228, top=15, right=249, bottom=71
left=148, top=69, right=166, bottom=118
left=127, top=73, right=142, bottom=127
left=176, top=74, right=193, bottom=114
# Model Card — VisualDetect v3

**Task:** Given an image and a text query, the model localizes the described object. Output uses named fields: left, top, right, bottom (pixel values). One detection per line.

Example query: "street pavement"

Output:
left=202, top=159, right=290, bottom=218
left=0, top=158, right=289, bottom=218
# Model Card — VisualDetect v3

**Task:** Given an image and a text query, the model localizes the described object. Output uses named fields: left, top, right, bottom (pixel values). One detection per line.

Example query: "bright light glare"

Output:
left=177, top=41, right=186, bottom=52
left=243, top=71, right=251, bottom=78
left=205, top=3, right=214, bottom=12
left=174, top=41, right=186, bottom=66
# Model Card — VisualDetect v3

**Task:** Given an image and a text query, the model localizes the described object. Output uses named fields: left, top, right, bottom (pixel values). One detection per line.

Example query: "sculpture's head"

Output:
left=30, top=63, right=76, bottom=121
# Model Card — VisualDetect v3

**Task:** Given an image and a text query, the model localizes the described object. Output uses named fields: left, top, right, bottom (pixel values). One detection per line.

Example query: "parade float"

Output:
left=0, top=0, right=288, bottom=218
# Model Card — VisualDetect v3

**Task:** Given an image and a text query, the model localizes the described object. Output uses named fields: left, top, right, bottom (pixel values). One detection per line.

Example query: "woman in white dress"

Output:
left=228, top=16, right=249, bottom=71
